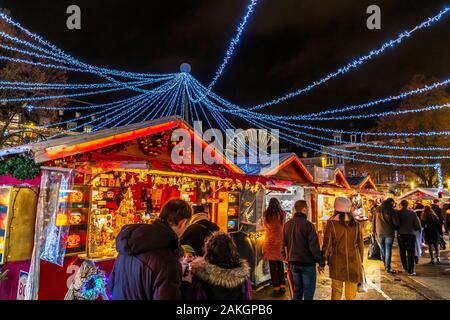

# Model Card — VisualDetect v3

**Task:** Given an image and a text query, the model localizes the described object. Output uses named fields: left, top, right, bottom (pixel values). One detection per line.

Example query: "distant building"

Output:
left=297, top=132, right=415, bottom=195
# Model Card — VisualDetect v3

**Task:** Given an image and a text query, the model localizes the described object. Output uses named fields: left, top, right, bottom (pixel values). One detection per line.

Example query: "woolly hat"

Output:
left=334, top=197, right=352, bottom=213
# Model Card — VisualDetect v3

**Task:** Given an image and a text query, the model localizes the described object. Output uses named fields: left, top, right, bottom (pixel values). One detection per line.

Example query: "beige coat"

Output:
left=322, top=214, right=364, bottom=283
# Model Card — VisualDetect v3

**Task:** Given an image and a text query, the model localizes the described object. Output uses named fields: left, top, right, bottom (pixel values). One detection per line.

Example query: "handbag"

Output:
left=357, top=266, right=369, bottom=293
left=367, top=234, right=381, bottom=260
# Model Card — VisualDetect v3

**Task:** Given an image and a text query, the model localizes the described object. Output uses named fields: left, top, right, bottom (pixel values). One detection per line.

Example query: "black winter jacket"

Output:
left=397, top=209, right=421, bottom=235
left=109, top=220, right=182, bottom=300
left=283, top=213, right=325, bottom=267
left=190, top=257, right=252, bottom=300
left=431, top=204, right=444, bottom=225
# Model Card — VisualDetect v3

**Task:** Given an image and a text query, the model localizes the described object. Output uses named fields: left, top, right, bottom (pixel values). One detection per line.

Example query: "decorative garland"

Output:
left=80, top=273, right=109, bottom=300
left=0, top=156, right=40, bottom=180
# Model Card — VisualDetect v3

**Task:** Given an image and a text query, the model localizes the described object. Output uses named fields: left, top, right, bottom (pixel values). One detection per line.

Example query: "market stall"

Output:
left=398, top=187, right=450, bottom=205
left=0, top=175, right=40, bottom=300
left=346, top=175, right=389, bottom=239
left=0, top=115, right=277, bottom=299
left=313, top=169, right=352, bottom=243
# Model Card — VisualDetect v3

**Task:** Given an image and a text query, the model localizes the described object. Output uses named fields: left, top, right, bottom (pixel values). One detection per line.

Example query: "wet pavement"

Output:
left=254, top=235, right=450, bottom=300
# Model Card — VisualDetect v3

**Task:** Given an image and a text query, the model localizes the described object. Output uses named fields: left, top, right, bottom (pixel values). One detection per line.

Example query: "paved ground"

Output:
left=254, top=235, right=450, bottom=300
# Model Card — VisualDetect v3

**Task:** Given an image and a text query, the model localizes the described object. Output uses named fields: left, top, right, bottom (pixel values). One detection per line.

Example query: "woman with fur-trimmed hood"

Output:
left=190, top=232, right=252, bottom=300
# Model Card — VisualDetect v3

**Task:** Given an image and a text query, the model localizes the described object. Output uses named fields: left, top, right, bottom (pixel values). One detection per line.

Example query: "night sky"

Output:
left=3, top=0, right=450, bottom=133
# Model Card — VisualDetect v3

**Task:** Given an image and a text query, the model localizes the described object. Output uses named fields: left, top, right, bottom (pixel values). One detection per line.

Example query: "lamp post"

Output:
left=180, top=63, right=191, bottom=124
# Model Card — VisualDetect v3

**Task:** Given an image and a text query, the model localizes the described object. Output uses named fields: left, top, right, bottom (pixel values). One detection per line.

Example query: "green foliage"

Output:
left=0, top=156, right=40, bottom=180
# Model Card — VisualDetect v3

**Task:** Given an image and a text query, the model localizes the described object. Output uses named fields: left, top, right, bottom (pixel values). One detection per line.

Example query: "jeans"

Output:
left=378, top=236, right=394, bottom=271
left=331, top=280, right=358, bottom=300
left=397, top=234, right=416, bottom=274
left=429, top=244, right=440, bottom=261
left=290, top=265, right=316, bottom=300
left=268, top=260, right=286, bottom=289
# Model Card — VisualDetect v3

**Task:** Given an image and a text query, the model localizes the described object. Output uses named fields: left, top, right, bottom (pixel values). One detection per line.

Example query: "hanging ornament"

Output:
left=244, top=181, right=251, bottom=191
left=200, top=181, right=207, bottom=193
left=137, top=172, right=148, bottom=183
left=120, top=172, right=127, bottom=182
left=231, top=183, right=237, bottom=191
left=129, top=175, right=136, bottom=186
left=236, top=180, right=243, bottom=190
left=224, top=181, right=230, bottom=189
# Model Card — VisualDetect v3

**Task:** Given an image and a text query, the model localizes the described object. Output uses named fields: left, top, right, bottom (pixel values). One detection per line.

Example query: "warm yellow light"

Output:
left=410, top=181, right=415, bottom=190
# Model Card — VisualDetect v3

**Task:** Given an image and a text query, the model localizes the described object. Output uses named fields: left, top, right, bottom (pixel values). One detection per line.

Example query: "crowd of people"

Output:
left=370, top=198, right=448, bottom=276
left=107, top=196, right=449, bottom=301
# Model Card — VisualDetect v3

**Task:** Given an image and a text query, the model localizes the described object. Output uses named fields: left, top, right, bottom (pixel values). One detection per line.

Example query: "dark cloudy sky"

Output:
left=2, top=0, right=450, bottom=132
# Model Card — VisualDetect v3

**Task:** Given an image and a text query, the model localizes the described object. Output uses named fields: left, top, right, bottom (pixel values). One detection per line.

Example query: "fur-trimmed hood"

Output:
left=190, top=257, right=250, bottom=289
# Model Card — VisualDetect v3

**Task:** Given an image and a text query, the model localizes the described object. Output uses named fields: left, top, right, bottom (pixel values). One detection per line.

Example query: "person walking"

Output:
left=190, top=232, right=252, bottom=300
left=431, top=199, right=446, bottom=250
left=262, top=198, right=286, bottom=294
left=422, top=206, right=443, bottom=264
left=109, top=199, right=192, bottom=300
left=397, top=200, right=421, bottom=275
left=322, top=197, right=364, bottom=300
left=373, top=198, right=399, bottom=273
left=283, top=200, right=324, bottom=300
left=180, top=204, right=220, bottom=257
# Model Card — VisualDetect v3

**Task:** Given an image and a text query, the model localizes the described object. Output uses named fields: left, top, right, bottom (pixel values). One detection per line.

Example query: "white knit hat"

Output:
left=334, top=197, right=352, bottom=213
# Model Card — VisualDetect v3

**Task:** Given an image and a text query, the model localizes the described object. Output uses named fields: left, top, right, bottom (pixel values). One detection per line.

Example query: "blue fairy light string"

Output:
left=196, top=0, right=259, bottom=101
left=245, top=7, right=450, bottom=111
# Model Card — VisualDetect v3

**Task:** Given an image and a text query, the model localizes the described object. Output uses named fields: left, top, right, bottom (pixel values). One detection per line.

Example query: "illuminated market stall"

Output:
left=346, top=175, right=389, bottom=239
left=0, top=175, right=39, bottom=300
left=0, top=116, right=277, bottom=299
left=313, top=169, right=352, bottom=242
left=398, top=187, right=450, bottom=204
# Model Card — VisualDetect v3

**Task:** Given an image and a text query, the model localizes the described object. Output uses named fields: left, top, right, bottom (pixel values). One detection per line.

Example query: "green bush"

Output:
left=0, top=156, right=40, bottom=180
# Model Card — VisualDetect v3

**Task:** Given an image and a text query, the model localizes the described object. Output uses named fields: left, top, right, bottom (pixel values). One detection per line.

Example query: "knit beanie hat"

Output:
left=334, top=197, right=352, bottom=213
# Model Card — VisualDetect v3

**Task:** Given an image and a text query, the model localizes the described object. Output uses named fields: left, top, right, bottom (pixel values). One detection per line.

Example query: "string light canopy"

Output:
left=0, top=5, right=448, bottom=191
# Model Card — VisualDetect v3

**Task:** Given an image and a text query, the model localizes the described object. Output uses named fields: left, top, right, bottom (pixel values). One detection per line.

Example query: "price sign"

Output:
left=16, top=271, right=29, bottom=300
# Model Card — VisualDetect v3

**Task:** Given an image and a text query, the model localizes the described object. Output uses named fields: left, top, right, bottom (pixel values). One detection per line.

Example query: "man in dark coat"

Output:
left=397, top=200, right=421, bottom=275
left=180, top=204, right=219, bottom=256
left=109, top=199, right=192, bottom=300
left=373, top=198, right=399, bottom=273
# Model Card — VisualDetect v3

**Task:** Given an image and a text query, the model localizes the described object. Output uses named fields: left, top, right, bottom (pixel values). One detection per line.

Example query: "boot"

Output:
left=429, top=250, right=435, bottom=264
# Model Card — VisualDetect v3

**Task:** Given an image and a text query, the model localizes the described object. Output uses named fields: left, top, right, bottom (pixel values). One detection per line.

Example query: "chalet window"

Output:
left=66, top=122, right=77, bottom=130
left=336, top=155, right=344, bottom=165
left=334, top=135, right=342, bottom=145
left=351, top=168, right=357, bottom=177
left=350, top=134, right=357, bottom=143
left=361, top=134, right=368, bottom=142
